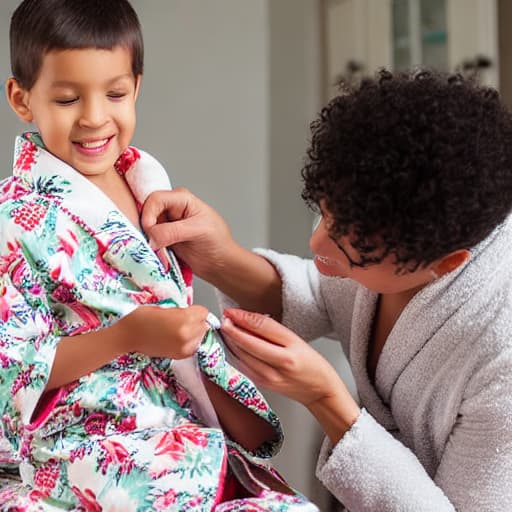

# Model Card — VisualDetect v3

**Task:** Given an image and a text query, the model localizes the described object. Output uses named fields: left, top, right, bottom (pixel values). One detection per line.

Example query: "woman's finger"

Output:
left=221, top=316, right=291, bottom=367
left=221, top=331, right=281, bottom=386
left=222, top=308, right=296, bottom=347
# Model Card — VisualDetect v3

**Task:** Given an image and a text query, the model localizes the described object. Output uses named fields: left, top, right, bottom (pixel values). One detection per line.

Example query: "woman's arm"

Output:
left=141, top=189, right=283, bottom=318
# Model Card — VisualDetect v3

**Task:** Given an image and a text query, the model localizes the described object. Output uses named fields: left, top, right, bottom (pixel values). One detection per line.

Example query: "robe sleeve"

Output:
left=315, top=352, right=512, bottom=511
left=0, top=247, right=61, bottom=438
left=197, top=328, right=284, bottom=459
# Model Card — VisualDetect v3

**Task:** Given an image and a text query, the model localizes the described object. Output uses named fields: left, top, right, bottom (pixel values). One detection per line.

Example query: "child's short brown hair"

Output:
left=10, top=0, right=143, bottom=90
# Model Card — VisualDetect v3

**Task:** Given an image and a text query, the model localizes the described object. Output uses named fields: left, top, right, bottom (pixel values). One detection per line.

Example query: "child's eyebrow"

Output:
left=50, top=74, right=133, bottom=88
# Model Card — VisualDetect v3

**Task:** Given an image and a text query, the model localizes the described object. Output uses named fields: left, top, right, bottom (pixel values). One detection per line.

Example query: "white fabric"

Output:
left=225, top=215, right=512, bottom=511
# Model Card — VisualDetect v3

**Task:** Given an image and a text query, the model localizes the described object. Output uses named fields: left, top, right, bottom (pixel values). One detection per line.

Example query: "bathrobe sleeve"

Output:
left=0, top=245, right=61, bottom=435
left=316, top=352, right=512, bottom=512
left=219, top=249, right=356, bottom=344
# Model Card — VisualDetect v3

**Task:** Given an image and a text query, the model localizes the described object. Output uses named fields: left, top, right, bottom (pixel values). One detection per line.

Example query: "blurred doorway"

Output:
left=322, top=0, right=498, bottom=100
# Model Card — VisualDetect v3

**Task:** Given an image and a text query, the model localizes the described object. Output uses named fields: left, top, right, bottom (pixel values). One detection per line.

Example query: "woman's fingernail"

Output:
left=221, top=316, right=233, bottom=328
left=243, top=311, right=265, bottom=328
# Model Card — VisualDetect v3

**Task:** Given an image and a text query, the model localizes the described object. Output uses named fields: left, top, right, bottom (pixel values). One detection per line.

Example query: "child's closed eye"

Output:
left=107, top=92, right=128, bottom=100
left=54, top=97, right=78, bottom=106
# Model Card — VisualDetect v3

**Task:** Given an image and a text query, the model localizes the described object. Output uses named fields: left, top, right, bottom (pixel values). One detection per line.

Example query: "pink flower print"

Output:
left=141, top=365, right=167, bottom=393
left=154, top=431, right=186, bottom=461
left=187, top=496, right=204, bottom=508
left=71, top=487, right=102, bottom=512
left=15, top=140, right=37, bottom=172
left=0, top=487, right=19, bottom=502
left=0, top=285, right=13, bottom=323
left=0, top=179, right=30, bottom=202
left=11, top=365, right=35, bottom=396
left=48, top=252, right=75, bottom=287
left=114, top=146, right=140, bottom=175
left=154, top=489, right=177, bottom=510
left=33, top=458, right=60, bottom=496
left=84, top=413, right=108, bottom=436
left=155, top=424, right=208, bottom=462
left=69, top=445, right=87, bottom=464
left=99, top=439, right=133, bottom=475
left=175, top=424, right=208, bottom=448
left=10, top=258, right=28, bottom=287
left=51, top=284, right=75, bottom=304
left=11, top=201, right=47, bottom=231
left=117, top=415, right=136, bottom=433
left=228, top=375, right=241, bottom=387
left=58, top=230, right=79, bottom=257
left=118, top=371, right=140, bottom=396
left=0, top=353, right=13, bottom=368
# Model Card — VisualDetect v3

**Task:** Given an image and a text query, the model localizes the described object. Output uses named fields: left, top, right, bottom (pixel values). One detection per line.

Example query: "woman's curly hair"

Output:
left=302, top=69, right=512, bottom=271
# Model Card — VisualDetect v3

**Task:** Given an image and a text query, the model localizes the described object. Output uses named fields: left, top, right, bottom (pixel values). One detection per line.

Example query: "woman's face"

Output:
left=309, top=211, right=435, bottom=295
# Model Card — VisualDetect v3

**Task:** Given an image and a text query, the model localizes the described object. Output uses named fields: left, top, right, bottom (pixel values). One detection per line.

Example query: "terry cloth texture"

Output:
left=219, top=216, right=512, bottom=511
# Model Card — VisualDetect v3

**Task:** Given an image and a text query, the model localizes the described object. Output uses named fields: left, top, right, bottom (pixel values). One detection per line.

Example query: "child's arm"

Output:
left=47, top=308, right=277, bottom=451
left=46, top=305, right=210, bottom=389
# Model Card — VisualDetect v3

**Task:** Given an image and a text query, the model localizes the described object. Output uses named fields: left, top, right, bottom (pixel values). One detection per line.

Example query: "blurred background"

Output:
left=0, top=0, right=508, bottom=509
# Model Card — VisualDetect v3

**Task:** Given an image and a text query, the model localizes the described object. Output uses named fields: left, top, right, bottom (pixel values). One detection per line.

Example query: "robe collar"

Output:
left=12, top=132, right=187, bottom=306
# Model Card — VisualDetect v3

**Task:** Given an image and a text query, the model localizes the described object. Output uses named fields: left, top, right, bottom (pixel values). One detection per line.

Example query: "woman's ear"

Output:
left=432, top=249, right=471, bottom=278
left=6, top=78, right=33, bottom=123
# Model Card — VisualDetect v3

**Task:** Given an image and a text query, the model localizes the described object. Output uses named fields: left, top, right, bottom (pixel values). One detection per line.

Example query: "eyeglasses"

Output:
left=329, top=235, right=386, bottom=268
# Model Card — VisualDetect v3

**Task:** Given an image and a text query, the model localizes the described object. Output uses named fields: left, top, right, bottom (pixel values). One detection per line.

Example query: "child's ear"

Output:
left=134, top=74, right=142, bottom=101
left=6, top=78, right=33, bottom=123
left=432, top=249, right=471, bottom=278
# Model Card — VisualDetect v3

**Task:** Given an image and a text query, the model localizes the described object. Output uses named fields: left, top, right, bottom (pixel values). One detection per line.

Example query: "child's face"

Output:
left=8, top=46, right=140, bottom=185
left=309, top=211, right=435, bottom=295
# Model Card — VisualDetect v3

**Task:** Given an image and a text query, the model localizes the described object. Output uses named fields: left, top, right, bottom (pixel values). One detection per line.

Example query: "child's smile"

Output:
left=10, top=46, right=140, bottom=190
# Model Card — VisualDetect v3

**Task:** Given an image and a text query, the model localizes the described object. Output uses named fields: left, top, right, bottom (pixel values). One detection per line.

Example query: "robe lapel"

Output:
left=349, top=286, right=397, bottom=430
left=14, top=133, right=186, bottom=307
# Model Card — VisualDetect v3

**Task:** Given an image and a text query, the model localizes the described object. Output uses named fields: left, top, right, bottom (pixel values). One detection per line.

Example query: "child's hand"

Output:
left=118, top=305, right=210, bottom=359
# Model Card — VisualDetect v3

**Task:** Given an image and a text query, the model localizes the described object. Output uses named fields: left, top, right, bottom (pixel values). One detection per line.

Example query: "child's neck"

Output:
left=88, top=168, right=141, bottom=231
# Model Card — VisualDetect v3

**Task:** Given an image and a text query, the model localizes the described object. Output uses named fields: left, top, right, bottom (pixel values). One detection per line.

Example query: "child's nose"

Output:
left=78, top=98, right=108, bottom=128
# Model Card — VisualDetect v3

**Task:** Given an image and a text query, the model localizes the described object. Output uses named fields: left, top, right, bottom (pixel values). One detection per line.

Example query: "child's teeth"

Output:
left=81, top=139, right=108, bottom=148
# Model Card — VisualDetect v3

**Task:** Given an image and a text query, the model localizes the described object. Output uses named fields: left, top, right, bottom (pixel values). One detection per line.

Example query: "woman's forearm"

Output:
left=204, top=243, right=283, bottom=319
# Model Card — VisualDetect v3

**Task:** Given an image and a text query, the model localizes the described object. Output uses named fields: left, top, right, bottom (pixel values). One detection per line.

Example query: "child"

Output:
left=141, top=70, right=512, bottom=511
left=0, top=0, right=318, bottom=510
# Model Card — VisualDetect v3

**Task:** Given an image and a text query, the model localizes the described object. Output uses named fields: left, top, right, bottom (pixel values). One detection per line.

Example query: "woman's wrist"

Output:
left=307, top=391, right=361, bottom=446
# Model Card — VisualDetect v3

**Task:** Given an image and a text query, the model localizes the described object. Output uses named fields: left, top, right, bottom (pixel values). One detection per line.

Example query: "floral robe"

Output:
left=0, top=133, right=318, bottom=511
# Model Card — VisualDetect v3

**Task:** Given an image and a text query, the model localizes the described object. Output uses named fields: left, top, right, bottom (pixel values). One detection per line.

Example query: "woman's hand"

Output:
left=141, top=189, right=283, bottom=317
left=221, top=308, right=340, bottom=406
left=220, top=308, right=361, bottom=443
left=141, top=188, right=235, bottom=282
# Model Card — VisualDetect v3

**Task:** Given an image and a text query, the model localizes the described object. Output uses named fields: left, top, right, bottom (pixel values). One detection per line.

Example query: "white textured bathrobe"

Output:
left=252, top=215, right=512, bottom=511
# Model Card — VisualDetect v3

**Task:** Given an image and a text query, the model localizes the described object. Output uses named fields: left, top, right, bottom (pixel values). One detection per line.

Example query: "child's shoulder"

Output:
left=0, top=175, right=62, bottom=254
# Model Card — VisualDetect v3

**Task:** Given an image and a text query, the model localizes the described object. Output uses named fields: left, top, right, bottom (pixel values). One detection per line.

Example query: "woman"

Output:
left=142, top=70, right=512, bottom=511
